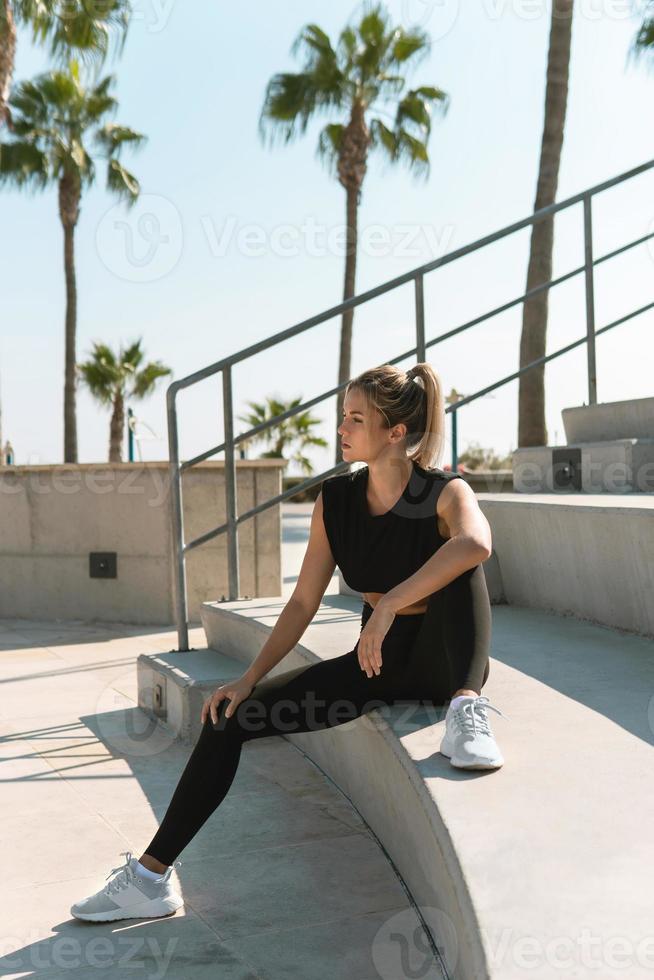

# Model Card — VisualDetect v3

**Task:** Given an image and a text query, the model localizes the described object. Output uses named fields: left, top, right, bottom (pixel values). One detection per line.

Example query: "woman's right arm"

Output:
left=201, top=492, right=337, bottom=723
left=242, top=490, right=337, bottom=686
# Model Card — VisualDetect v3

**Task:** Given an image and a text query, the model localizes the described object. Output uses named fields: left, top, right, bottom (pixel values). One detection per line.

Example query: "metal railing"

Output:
left=167, top=158, right=654, bottom=650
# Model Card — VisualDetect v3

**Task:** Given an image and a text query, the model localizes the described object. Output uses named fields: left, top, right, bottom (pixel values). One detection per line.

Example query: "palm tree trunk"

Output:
left=0, top=0, right=16, bottom=129
left=59, top=174, right=81, bottom=463
left=518, top=0, right=573, bottom=447
left=335, top=100, right=370, bottom=467
left=335, top=183, right=358, bottom=466
left=109, top=390, right=125, bottom=462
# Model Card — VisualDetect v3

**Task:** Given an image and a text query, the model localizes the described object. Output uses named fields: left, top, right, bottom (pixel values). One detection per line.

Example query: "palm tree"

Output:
left=517, top=0, right=574, bottom=447
left=628, top=2, right=654, bottom=64
left=0, top=60, right=146, bottom=462
left=259, top=1, right=448, bottom=466
left=238, top=396, right=327, bottom=475
left=1, top=0, right=130, bottom=128
left=78, top=339, right=171, bottom=462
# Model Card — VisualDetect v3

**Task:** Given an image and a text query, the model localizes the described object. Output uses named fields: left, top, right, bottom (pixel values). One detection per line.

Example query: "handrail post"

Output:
left=222, top=366, right=240, bottom=600
left=583, top=194, right=598, bottom=405
left=450, top=407, right=458, bottom=473
left=167, top=388, right=189, bottom=651
left=415, top=274, right=426, bottom=363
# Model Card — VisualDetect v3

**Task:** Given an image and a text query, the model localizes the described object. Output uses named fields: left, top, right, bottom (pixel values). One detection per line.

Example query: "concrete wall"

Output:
left=477, top=493, right=654, bottom=637
left=562, top=396, right=654, bottom=442
left=0, top=460, right=285, bottom=625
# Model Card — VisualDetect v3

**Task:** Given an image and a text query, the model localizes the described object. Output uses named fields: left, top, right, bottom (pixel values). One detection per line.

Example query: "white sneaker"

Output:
left=70, top=851, right=183, bottom=922
left=439, top=695, right=507, bottom=769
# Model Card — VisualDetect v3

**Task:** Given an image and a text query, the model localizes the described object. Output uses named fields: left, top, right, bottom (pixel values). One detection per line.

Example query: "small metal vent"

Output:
left=89, top=552, right=117, bottom=578
left=552, top=448, right=582, bottom=491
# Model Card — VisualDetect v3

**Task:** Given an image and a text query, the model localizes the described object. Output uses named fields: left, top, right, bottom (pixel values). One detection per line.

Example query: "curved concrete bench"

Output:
left=199, top=595, right=489, bottom=979
left=195, top=594, right=654, bottom=980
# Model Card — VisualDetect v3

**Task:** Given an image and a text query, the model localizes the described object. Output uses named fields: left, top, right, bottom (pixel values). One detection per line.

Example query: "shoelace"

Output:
left=104, top=851, right=136, bottom=895
left=103, top=851, right=183, bottom=894
left=450, top=695, right=509, bottom=737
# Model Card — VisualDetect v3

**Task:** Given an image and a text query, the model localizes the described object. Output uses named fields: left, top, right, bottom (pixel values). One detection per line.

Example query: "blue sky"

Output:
left=1, top=0, right=653, bottom=473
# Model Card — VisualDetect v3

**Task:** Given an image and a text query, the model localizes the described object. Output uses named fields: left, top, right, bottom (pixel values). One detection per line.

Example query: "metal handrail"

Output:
left=167, top=158, right=654, bottom=650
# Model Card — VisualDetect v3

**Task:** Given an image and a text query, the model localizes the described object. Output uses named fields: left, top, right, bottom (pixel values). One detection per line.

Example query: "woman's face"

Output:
left=337, top=389, right=406, bottom=463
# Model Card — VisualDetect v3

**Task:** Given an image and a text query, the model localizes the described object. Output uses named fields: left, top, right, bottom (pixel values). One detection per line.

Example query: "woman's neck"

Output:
left=366, top=456, right=414, bottom=506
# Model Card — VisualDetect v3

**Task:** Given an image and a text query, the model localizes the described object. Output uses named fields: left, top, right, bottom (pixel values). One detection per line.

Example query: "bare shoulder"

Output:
left=436, top=474, right=477, bottom=514
left=434, top=474, right=491, bottom=553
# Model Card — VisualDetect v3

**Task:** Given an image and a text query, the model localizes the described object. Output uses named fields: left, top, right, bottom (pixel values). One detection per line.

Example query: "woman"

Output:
left=71, top=361, right=506, bottom=922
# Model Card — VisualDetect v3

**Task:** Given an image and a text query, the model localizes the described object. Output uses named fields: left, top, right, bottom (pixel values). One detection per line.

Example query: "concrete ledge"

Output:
left=512, top=440, right=654, bottom=492
left=138, top=595, right=487, bottom=978
left=137, top=594, right=654, bottom=978
left=562, top=395, right=654, bottom=442
left=477, top=493, right=654, bottom=636
left=201, top=599, right=493, bottom=976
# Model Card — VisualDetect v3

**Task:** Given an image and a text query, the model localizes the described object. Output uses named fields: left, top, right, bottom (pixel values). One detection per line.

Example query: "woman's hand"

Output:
left=357, top=602, right=396, bottom=678
left=201, top=676, right=255, bottom=724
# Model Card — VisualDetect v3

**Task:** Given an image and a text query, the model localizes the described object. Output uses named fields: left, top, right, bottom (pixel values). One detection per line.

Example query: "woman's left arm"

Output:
left=379, top=478, right=492, bottom=615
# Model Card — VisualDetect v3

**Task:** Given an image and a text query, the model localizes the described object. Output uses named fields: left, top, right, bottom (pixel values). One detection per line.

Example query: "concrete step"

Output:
left=512, top=438, right=654, bottom=492
left=137, top=594, right=654, bottom=979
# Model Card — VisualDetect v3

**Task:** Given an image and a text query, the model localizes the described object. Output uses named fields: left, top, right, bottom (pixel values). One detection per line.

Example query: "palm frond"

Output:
left=390, top=28, right=430, bottom=66
left=259, top=21, right=347, bottom=147
left=131, top=361, right=172, bottom=398
left=396, top=86, right=449, bottom=140
left=119, top=338, right=145, bottom=368
left=358, top=5, right=389, bottom=48
left=395, top=127, right=430, bottom=178
left=369, top=117, right=398, bottom=162
left=0, top=140, right=49, bottom=189
left=355, top=5, right=396, bottom=81
left=77, top=341, right=120, bottom=402
left=26, top=0, right=131, bottom=66
left=627, top=10, right=654, bottom=69
left=316, top=122, right=344, bottom=176
left=337, top=25, right=358, bottom=71
left=37, top=68, right=80, bottom=111
left=9, top=80, right=49, bottom=126
left=95, top=122, right=146, bottom=157
left=106, top=157, right=139, bottom=203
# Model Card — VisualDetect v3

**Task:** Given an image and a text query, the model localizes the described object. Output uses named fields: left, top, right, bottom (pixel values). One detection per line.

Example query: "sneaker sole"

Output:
left=441, top=739, right=503, bottom=769
left=450, top=756, right=504, bottom=770
left=71, top=895, right=183, bottom=922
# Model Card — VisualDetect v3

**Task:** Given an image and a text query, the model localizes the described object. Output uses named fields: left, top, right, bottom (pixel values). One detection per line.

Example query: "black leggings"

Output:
left=145, top=564, right=491, bottom=866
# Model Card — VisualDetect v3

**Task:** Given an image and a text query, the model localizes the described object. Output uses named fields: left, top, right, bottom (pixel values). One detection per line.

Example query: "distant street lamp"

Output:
left=445, top=387, right=465, bottom=471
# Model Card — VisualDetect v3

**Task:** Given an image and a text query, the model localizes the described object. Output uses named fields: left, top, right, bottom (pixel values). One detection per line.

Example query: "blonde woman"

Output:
left=71, top=362, right=505, bottom=922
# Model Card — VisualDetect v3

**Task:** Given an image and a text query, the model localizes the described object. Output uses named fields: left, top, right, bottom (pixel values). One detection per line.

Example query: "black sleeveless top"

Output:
left=321, top=460, right=464, bottom=594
